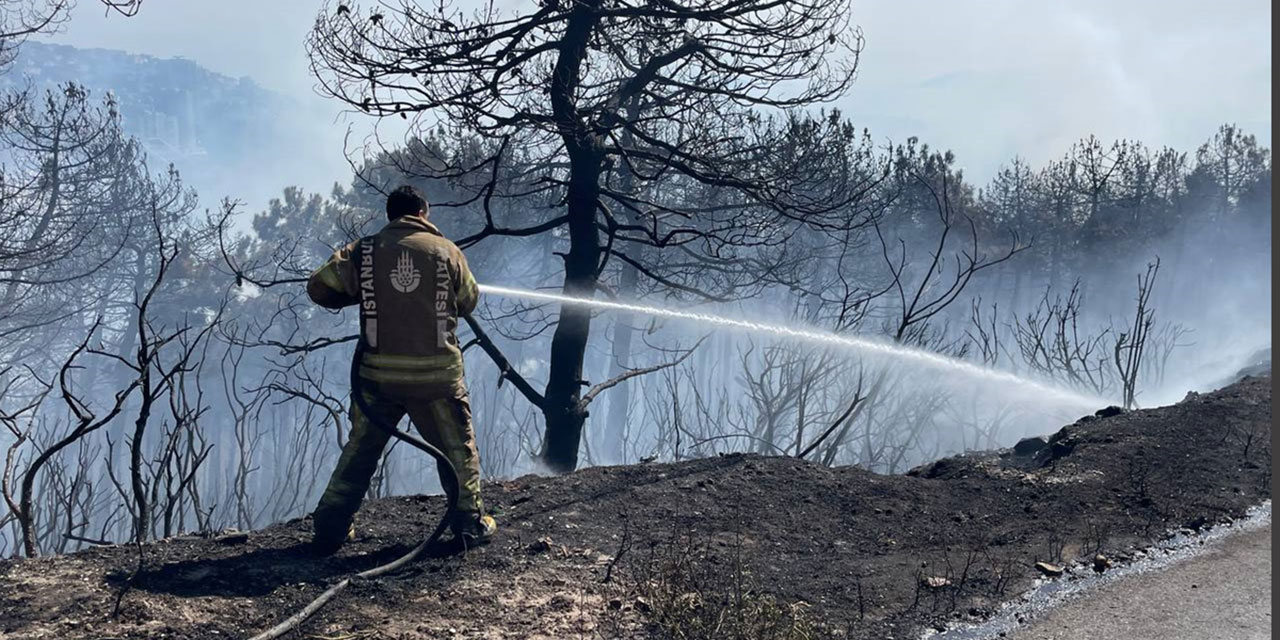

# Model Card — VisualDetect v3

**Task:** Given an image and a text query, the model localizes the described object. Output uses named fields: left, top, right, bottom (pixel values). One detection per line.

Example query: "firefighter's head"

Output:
left=386, top=185, right=429, bottom=221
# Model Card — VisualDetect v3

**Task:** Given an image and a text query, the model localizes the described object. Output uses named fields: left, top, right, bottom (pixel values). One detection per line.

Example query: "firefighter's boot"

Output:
left=311, top=517, right=356, bottom=556
left=453, top=511, right=496, bottom=545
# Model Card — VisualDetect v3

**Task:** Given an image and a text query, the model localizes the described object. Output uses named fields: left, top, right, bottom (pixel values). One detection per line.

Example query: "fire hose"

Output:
left=248, top=338, right=462, bottom=640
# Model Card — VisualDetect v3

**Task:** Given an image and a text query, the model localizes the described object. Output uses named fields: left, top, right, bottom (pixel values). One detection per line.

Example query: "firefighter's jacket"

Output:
left=307, top=215, right=479, bottom=399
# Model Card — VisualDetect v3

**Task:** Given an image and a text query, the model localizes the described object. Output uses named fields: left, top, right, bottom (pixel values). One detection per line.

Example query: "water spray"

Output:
left=478, top=284, right=1110, bottom=409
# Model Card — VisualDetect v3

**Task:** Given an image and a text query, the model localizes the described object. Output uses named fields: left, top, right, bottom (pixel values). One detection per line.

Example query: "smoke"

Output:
left=0, top=2, right=1268, bottom=557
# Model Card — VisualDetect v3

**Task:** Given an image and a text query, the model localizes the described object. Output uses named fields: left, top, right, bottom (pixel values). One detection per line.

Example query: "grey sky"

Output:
left=42, top=0, right=1271, bottom=184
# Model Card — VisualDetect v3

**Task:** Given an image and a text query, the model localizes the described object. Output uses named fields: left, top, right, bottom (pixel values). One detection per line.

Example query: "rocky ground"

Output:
left=0, top=376, right=1271, bottom=640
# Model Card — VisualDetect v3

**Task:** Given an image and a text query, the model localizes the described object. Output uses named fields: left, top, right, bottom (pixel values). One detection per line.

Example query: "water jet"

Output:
left=478, top=284, right=1111, bottom=410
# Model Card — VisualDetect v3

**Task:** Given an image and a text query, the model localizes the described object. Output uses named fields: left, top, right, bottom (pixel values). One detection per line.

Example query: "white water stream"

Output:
left=477, top=284, right=1111, bottom=410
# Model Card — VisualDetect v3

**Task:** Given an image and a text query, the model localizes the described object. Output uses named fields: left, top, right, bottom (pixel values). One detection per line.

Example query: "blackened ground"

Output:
left=0, top=377, right=1270, bottom=639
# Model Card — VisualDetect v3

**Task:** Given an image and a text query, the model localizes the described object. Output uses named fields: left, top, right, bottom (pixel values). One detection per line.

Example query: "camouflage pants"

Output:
left=313, top=385, right=484, bottom=540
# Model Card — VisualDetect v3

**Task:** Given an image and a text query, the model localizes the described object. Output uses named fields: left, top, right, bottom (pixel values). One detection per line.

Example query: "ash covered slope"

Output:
left=0, top=377, right=1270, bottom=640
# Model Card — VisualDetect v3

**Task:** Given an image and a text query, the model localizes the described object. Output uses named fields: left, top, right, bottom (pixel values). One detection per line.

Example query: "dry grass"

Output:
left=628, top=530, right=815, bottom=640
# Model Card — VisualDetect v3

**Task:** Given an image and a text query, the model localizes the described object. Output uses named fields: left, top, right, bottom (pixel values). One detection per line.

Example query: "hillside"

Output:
left=5, top=42, right=343, bottom=209
left=0, top=376, right=1270, bottom=640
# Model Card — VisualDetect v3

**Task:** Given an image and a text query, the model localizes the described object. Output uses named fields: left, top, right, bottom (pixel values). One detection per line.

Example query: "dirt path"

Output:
left=0, top=376, right=1271, bottom=640
left=1008, top=523, right=1271, bottom=640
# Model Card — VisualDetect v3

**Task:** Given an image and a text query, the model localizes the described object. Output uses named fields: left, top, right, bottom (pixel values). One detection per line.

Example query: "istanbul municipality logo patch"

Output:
left=389, top=251, right=421, bottom=293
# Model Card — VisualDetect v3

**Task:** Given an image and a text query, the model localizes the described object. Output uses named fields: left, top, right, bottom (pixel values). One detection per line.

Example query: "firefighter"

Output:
left=306, top=185, right=494, bottom=555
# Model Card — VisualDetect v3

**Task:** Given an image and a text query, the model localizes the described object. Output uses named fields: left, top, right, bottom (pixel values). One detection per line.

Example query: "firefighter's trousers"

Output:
left=313, top=385, right=484, bottom=540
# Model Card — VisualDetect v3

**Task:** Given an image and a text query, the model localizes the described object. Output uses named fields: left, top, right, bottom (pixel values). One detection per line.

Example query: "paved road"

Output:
left=1010, top=525, right=1271, bottom=640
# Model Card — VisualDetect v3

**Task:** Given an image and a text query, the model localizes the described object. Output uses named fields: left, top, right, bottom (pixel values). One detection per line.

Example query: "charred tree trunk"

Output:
left=129, top=364, right=155, bottom=544
left=541, top=155, right=602, bottom=473
left=540, top=1, right=603, bottom=473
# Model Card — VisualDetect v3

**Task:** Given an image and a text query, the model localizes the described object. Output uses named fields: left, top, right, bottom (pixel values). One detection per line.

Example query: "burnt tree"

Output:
left=309, top=0, right=872, bottom=471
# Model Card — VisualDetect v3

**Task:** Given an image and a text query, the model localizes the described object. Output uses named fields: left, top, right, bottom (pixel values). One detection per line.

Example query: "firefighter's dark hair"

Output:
left=386, top=185, right=428, bottom=220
